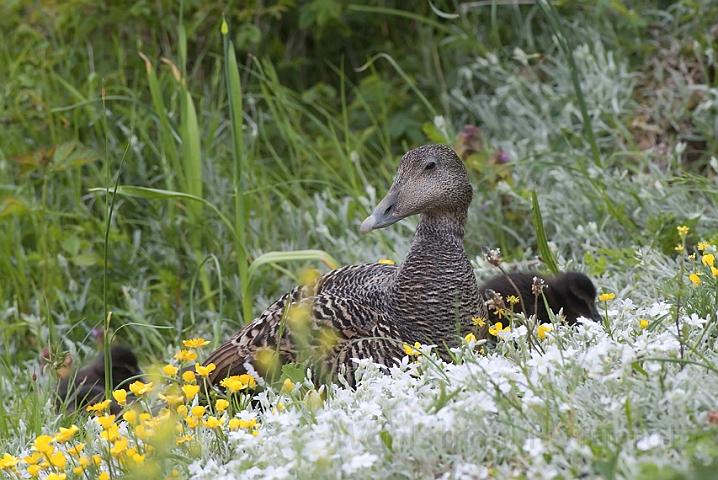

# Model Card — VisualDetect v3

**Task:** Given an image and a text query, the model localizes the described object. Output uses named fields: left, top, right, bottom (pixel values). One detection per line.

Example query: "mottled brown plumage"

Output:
left=479, top=271, right=600, bottom=325
left=204, top=144, right=488, bottom=387
left=56, top=345, right=142, bottom=415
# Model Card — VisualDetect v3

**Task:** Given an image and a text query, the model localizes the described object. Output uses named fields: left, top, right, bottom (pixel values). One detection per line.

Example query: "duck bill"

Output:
left=360, top=189, right=401, bottom=234
left=590, top=307, right=601, bottom=323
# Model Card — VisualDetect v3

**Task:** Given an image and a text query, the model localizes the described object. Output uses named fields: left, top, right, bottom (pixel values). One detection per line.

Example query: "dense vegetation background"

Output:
left=2, top=1, right=718, bottom=476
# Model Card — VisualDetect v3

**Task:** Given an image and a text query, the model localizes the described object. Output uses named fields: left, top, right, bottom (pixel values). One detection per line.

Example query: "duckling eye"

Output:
left=425, top=161, right=436, bottom=170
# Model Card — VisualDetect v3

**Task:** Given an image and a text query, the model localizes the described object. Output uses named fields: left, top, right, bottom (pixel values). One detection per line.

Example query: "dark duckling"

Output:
left=203, top=144, right=489, bottom=387
left=479, top=271, right=601, bottom=325
left=56, top=345, right=142, bottom=415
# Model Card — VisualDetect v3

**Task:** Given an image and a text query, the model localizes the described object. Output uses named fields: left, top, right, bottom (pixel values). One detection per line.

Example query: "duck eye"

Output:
left=425, top=161, right=436, bottom=170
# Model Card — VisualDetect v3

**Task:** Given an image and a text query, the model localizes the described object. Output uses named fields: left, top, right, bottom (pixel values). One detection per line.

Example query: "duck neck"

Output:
left=390, top=210, right=479, bottom=340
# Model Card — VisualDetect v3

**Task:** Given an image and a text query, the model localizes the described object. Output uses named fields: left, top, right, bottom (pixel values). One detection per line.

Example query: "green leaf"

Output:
left=71, top=252, right=101, bottom=267
left=532, top=191, right=560, bottom=275
left=380, top=430, right=394, bottom=453
left=0, top=197, right=31, bottom=218
left=281, top=364, right=306, bottom=384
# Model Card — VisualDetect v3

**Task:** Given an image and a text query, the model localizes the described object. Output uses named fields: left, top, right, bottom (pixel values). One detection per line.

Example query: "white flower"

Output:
left=682, top=313, right=707, bottom=328
left=303, top=439, right=329, bottom=462
left=342, top=452, right=378, bottom=474
left=636, top=433, right=662, bottom=451
left=523, top=437, right=544, bottom=457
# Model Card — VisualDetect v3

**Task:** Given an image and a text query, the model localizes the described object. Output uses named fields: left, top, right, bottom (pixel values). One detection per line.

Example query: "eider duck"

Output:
left=56, top=345, right=142, bottom=414
left=203, top=144, right=488, bottom=387
left=479, top=271, right=601, bottom=325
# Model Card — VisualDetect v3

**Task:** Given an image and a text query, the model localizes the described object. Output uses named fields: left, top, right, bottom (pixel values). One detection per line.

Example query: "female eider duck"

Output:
left=203, top=144, right=488, bottom=387
left=479, top=271, right=601, bottom=326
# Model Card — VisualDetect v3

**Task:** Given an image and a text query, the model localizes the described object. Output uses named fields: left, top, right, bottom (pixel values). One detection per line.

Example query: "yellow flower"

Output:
left=177, top=405, right=188, bottom=416
left=183, top=338, right=210, bottom=349
left=464, top=333, right=476, bottom=343
left=95, top=415, right=116, bottom=430
left=506, top=295, right=520, bottom=306
left=215, top=399, right=229, bottom=412
left=163, top=364, right=179, bottom=376
left=53, top=425, right=79, bottom=443
left=378, top=259, right=394, bottom=265
left=72, top=466, right=84, bottom=475
left=176, top=435, right=194, bottom=444
left=185, top=416, right=199, bottom=429
left=134, top=425, right=155, bottom=441
left=712, top=267, right=718, bottom=277
left=24, top=452, right=42, bottom=465
left=280, top=378, right=295, bottom=394
left=66, top=443, right=85, bottom=456
left=182, top=370, right=196, bottom=383
left=174, top=350, right=198, bottom=362
left=112, top=389, right=127, bottom=406
left=182, top=384, right=200, bottom=399
left=0, top=453, right=19, bottom=470
left=99, top=472, right=109, bottom=480
left=698, top=241, right=710, bottom=251
left=195, top=363, right=216, bottom=377
left=131, top=453, right=145, bottom=463
left=640, top=319, right=649, bottom=329
left=49, top=451, right=66, bottom=469
left=100, top=424, right=120, bottom=442
left=674, top=244, right=684, bottom=252
left=689, top=273, right=701, bottom=286
left=472, top=317, right=486, bottom=327
left=129, top=380, right=154, bottom=396
left=599, top=293, right=615, bottom=301
left=220, top=375, right=255, bottom=393
left=677, top=225, right=689, bottom=238
left=702, top=254, right=715, bottom=267
left=537, top=324, right=552, bottom=340
left=228, top=418, right=241, bottom=431
left=403, top=342, right=422, bottom=356
left=158, top=394, right=185, bottom=407
left=46, top=474, right=66, bottom=480
left=201, top=416, right=225, bottom=429
left=27, top=464, right=41, bottom=477
left=33, top=435, right=54, bottom=454
left=191, top=405, right=206, bottom=418
left=488, top=322, right=511, bottom=338
left=86, top=399, right=111, bottom=413
left=110, top=438, right=128, bottom=457
left=123, top=409, right=138, bottom=425
left=239, top=418, right=257, bottom=429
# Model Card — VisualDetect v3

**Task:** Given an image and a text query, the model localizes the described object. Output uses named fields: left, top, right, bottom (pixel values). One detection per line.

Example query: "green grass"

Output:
left=1, top=0, right=718, bottom=477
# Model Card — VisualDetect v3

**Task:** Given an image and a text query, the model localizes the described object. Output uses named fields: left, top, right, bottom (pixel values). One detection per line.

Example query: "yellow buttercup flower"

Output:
left=176, top=434, right=194, bottom=444
left=174, top=350, right=198, bottom=362
left=46, top=474, right=67, bottom=480
left=134, top=425, right=155, bottom=441
left=183, top=338, right=210, bottom=349
left=228, top=418, right=241, bottom=431
left=689, top=273, right=701, bottom=286
left=182, top=384, right=200, bottom=400
left=100, top=424, right=120, bottom=442
left=488, top=322, right=511, bottom=338
left=640, top=319, right=649, bottom=329
left=403, top=342, right=422, bottom=356
left=195, top=363, right=216, bottom=377
left=53, top=425, right=79, bottom=443
left=95, top=415, right=116, bottom=430
left=0, top=453, right=19, bottom=470
left=712, top=267, right=718, bottom=277
left=215, top=399, right=229, bottom=412
left=280, top=378, right=295, bottom=394
left=537, top=324, right=552, bottom=340
left=702, top=254, right=715, bottom=267
left=86, top=399, right=112, bottom=413
left=123, top=409, right=138, bottom=425
left=112, top=389, right=127, bottom=406
left=110, top=438, right=128, bottom=457
left=33, top=435, right=54, bottom=454
left=182, top=370, right=196, bottom=383
left=159, top=394, right=185, bottom=407
left=185, top=416, right=199, bottom=429
left=66, top=443, right=85, bottom=456
left=599, top=293, right=615, bottom=301
left=129, top=380, right=154, bottom=396
left=201, top=417, right=225, bottom=429
left=24, top=452, right=42, bottom=465
left=464, top=333, right=476, bottom=343
left=220, top=375, right=255, bottom=393
left=191, top=405, right=206, bottom=418
left=99, top=472, right=109, bottom=480
left=163, top=364, right=179, bottom=376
